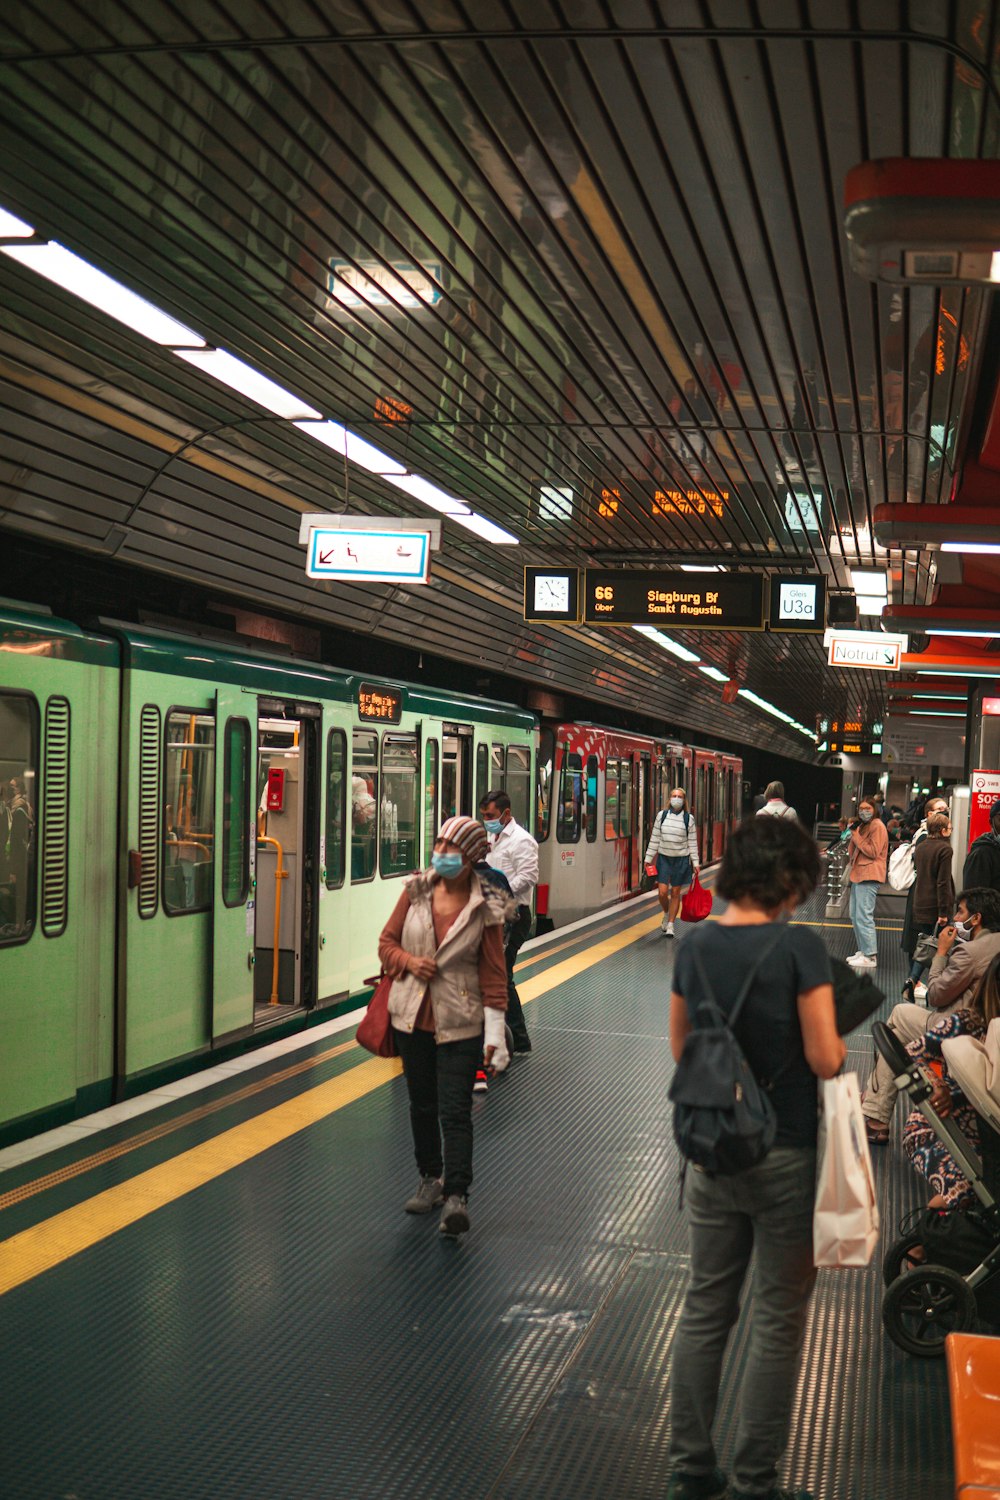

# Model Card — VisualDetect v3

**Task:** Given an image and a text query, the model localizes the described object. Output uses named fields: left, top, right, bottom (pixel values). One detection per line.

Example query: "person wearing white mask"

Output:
left=861, top=886, right=1000, bottom=1144
left=643, top=786, right=701, bottom=937
left=845, top=796, right=888, bottom=969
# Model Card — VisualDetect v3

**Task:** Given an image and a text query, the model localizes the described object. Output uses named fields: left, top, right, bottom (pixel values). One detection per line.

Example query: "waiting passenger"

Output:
left=754, top=780, right=797, bottom=822
left=901, top=956, right=1000, bottom=1211
left=899, top=794, right=949, bottom=981
left=845, top=797, right=888, bottom=970
left=862, top=887, right=1000, bottom=1143
left=644, top=785, right=701, bottom=937
left=666, top=816, right=845, bottom=1500
left=902, top=811, right=954, bottom=1003
left=963, top=797, right=1000, bottom=892
left=378, top=815, right=510, bottom=1238
left=480, top=787, right=537, bottom=1054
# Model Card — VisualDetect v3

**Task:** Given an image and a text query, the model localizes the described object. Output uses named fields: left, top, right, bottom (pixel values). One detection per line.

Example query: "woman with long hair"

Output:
left=902, top=953, right=1000, bottom=1210
left=643, top=784, right=701, bottom=938
left=903, top=810, right=954, bottom=1002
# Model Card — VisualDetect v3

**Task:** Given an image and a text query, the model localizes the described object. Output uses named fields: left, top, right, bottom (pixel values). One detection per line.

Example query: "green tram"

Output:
left=0, top=605, right=536, bottom=1144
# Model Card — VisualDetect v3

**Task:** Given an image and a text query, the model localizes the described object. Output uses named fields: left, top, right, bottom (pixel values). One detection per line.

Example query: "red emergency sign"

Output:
left=266, top=767, right=286, bottom=812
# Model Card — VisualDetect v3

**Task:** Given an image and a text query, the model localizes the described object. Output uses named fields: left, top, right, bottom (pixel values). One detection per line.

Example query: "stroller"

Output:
left=874, top=1020, right=1000, bottom=1357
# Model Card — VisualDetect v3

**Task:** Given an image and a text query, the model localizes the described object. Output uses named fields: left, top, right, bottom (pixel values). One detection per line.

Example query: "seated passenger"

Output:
left=901, top=956, right=1000, bottom=1210
left=377, top=815, right=510, bottom=1239
left=666, top=816, right=844, bottom=1500
left=862, top=887, right=1000, bottom=1144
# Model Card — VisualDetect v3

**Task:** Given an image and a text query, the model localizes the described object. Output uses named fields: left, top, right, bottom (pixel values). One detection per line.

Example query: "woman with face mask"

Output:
left=899, top=794, right=949, bottom=986
left=377, top=815, right=512, bottom=1238
left=643, top=786, right=701, bottom=937
left=845, top=797, right=889, bottom=969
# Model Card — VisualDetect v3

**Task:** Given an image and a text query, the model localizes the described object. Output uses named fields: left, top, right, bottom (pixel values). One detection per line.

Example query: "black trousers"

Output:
left=505, top=905, right=533, bottom=1046
left=392, top=1027, right=481, bottom=1198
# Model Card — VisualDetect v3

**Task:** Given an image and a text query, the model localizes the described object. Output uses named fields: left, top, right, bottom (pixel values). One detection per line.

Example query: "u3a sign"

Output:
left=827, top=634, right=903, bottom=671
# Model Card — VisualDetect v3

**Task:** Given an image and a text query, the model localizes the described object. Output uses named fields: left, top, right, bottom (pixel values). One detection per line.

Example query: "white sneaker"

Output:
left=666, top=921, right=675, bottom=938
left=851, top=954, right=878, bottom=969
left=660, top=916, right=671, bottom=934
left=914, top=982, right=928, bottom=1002
left=845, top=950, right=864, bottom=963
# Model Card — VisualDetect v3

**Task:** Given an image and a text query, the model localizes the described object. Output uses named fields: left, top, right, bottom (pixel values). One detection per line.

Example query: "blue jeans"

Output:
left=668, top=1148, right=818, bottom=1496
left=849, top=879, right=879, bottom=957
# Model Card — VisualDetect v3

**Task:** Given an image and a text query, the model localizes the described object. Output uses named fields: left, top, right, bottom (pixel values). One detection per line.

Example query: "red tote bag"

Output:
left=356, top=973, right=397, bottom=1058
left=680, top=872, right=712, bottom=923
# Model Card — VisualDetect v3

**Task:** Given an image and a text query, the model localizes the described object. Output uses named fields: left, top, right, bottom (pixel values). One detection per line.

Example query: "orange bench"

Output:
left=946, top=1332, right=1000, bottom=1498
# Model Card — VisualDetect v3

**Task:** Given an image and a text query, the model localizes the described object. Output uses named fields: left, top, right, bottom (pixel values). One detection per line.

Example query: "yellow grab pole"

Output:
left=255, top=835, right=287, bottom=1005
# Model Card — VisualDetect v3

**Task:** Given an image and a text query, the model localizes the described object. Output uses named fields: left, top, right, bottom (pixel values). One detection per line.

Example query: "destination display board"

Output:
left=358, top=683, right=403, bottom=723
left=583, top=570, right=765, bottom=630
left=817, top=718, right=883, bottom=755
left=769, top=574, right=826, bottom=633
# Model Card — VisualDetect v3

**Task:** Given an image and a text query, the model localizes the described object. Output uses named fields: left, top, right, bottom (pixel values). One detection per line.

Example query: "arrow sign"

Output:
left=305, top=527, right=431, bottom=583
left=828, top=633, right=903, bottom=671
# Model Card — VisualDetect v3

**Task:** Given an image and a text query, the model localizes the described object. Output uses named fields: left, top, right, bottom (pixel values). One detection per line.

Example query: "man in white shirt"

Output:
left=481, top=788, right=538, bottom=1052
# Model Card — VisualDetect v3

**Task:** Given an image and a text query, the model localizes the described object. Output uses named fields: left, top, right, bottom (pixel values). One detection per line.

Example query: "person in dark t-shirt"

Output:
left=666, top=817, right=844, bottom=1500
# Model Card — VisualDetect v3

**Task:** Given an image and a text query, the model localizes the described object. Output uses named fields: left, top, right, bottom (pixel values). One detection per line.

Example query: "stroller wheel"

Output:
left=882, top=1263, right=977, bottom=1357
left=882, top=1231, right=926, bottom=1286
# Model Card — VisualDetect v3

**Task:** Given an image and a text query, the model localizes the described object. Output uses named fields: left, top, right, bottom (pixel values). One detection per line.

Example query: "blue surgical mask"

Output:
left=860, top=809, right=873, bottom=822
left=432, top=852, right=464, bottom=880
left=484, top=819, right=503, bottom=835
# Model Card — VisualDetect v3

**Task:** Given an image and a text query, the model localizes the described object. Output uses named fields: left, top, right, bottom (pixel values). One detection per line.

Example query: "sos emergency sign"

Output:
left=969, top=770, right=1000, bottom=843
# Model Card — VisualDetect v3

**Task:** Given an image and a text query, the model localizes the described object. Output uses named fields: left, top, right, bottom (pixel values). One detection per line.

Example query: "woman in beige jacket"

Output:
left=378, top=814, right=510, bottom=1238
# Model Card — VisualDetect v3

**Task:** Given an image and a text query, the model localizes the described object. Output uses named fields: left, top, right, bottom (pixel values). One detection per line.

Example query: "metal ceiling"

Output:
left=2, top=1, right=999, bottom=757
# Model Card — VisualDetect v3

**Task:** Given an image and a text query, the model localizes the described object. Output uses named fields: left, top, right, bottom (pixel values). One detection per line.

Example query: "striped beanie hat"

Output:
left=438, top=814, right=489, bottom=865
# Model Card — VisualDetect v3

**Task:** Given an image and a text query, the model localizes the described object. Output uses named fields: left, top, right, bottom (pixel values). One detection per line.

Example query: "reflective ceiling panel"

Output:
left=1, top=1, right=999, bottom=751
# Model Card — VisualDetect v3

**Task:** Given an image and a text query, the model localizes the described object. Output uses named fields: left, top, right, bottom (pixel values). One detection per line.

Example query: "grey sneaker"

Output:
left=439, top=1194, right=470, bottom=1236
left=404, top=1175, right=444, bottom=1214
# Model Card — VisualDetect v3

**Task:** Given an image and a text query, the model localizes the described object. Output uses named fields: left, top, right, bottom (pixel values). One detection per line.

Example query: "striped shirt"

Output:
left=644, top=807, right=700, bottom=866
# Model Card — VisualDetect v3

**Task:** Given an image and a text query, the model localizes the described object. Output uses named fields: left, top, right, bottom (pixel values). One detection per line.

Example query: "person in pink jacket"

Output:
left=846, top=797, right=889, bottom=970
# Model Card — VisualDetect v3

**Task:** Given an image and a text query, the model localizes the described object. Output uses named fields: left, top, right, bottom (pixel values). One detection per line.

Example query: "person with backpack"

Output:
left=665, top=816, right=845, bottom=1500
left=754, top=780, right=797, bottom=822
left=644, top=785, right=701, bottom=937
left=902, top=811, right=954, bottom=1003
left=897, top=795, right=949, bottom=981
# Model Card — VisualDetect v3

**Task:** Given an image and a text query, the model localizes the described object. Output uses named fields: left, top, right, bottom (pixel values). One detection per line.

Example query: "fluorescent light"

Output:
left=449, top=512, right=518, bottom=544
left=294, top=420, right=407, bottom=475
left=681, top=564, right=725, bottom=573
left=901, top=710, right=966, bottom=717
left=900, top=692, right=967, bottom=700
left=929, top=629, right=998, bottom=639
left=737, top=687, right=814, bottom=738
left=699, top=665, right=729, bottom=682
left=386, top=474, right=470, bottom=515
left=850, top=569, right=888, bottom=596
left=632, top=626, right=701, bottom=663
left=0, top=208, right=34, bottom=237
left=855, top=596, right=885, bottom=616
left=176, top=349, right=322, bottom=420
left=915, top=666, right=999, bottom=677
left=941, top=542, right=1000, bottom=554
left=0, top=241, right=205, bottom=345
left=991, top=250, right=1000, bottom=282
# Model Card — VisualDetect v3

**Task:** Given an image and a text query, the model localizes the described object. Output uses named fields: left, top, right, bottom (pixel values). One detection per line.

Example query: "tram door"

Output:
left=251, top=699, right=321, bottom=1022
left=211, top=687, right=258, bottom=1038
left=441, top=724, right=474, bottom=819
left=639, top=752, right=652, bottom=854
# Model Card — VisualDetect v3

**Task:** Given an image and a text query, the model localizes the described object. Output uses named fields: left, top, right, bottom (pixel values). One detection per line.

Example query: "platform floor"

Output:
left=0, top=889, right=952, bottom=1499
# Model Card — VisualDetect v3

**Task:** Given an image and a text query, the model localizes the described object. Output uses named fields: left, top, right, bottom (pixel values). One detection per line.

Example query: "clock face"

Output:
left=534, top=574, right=570, bottom=612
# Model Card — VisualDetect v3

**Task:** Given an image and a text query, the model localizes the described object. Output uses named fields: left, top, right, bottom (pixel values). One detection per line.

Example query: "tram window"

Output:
left=506, top=744, right=531, bottom=828
left=325, top=729, right=346, bottom=890
left=491, top=742, right=505, bottom=790
left=557, top=751, right=582, bottom=843
left=424, top=739, right=439, bottom=862
left=0, top=692, right=39, bottom=945
left=605, top=759, right=620, bottom=839
left=536, top=730, right=554, bottom=842
left=585, top=754, right=598, bottom=843
left=351, top=730, right=378, bottom=882
left=163, top=709, right=215, bottom=914
left=620, top=760, right=633, bottom=837
left=381, top=734, right=419, bottom=878
left=222, top=718, right=250, bottom=907
left=475, top=742, right=489, bottom=814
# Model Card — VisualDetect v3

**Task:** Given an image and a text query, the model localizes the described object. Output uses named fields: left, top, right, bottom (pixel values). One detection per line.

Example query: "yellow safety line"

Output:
left=0, top=1057, right=401, bottom=1298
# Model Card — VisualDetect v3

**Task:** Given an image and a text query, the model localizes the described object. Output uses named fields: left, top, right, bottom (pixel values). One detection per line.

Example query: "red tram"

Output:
left=536, top=722, right=743, bottom=926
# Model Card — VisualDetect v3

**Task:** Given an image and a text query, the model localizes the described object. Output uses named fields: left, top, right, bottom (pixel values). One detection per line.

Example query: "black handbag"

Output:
left=830, top=956, right=885, bottom=1035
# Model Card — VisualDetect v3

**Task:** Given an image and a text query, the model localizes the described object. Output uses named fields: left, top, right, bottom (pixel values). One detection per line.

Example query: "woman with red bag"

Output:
left=643, top=786, right=701, bottom=937
left=377, top=815, right=511, bottom=1238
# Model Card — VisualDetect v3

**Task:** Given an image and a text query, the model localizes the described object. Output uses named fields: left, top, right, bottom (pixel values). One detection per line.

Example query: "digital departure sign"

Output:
left=358, top=683, right=403, bottom=723
left=523, top=567, right=581, bottom=623
left=769, top=575, right=826, bottom=633
left=817, top=719, right=883, bottom=756
left=583, top=570, right=765, bottom=630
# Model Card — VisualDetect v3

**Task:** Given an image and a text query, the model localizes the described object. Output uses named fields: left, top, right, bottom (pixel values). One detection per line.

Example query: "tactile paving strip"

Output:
left=0, top=889, right=954, bottom=1498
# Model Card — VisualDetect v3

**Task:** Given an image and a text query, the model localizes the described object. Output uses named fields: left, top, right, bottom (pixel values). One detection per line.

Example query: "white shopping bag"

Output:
left=813, top=1072, right=880, bottom=1268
